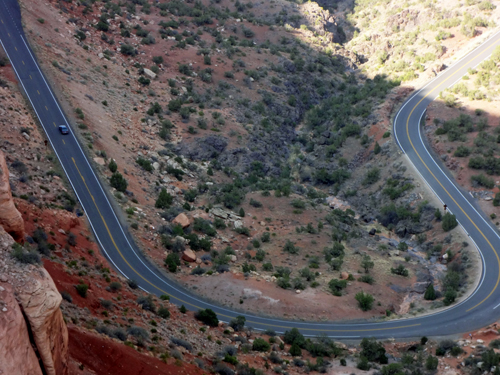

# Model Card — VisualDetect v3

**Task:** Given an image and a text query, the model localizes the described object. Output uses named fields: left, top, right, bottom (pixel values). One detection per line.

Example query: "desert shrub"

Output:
left=229, top=315, right=246, bottom=331
left=391, top=264, right=409, bottom=277
left=171, top=336, right=193, bottom=351
left=108, top=159, right=117, bottom=172
left=156, top=305, right=170, bottom=319
left=137, top=294, right=156, bottom=312
left=283, top=240, right=299, bottom=254
left=127, top=326, right=149, bottom=341
left=193, top=218, right=217, bottom=236
left=328, top=279, right=347, bottom=296
left=454, top=145, right=471, bottom=157
left=442, top=212, right=458, bottom=231
left=252, top=338, right=270, bottom=352
left=359, top=275, right=375, bottom=284
left=355, top=291, right=374, bottom=311
left=11, top=243, right=41, bottom=264
left=195, top=308, right=219, bottom=327
left=471, top=174, right=495, bottom=188
left=75, top=283, right=89, bottom=298
left=363, top=168, right=380, bottom=185
left=127, top=279, right=138, bottom=289
left=110, top=172, right=128, bottom=192
left=100, top=299, right=113, bottom=310
left=60, top=291, right=72, bottom=302
left=165, top=253, right=181, bottom=272
left=155, top=188, right=173, bottom=209
left=424, top=284, right=436, bottom=300
left=360, top=338, right=387, bottom=363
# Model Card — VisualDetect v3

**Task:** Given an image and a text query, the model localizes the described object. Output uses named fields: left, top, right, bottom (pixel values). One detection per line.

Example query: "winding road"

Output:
left=2, top=0, right=500, bottom=339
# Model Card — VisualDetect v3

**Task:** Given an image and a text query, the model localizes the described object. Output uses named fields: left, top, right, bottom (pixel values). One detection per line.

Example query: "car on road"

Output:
left=58, top=125, right=69, bottom=134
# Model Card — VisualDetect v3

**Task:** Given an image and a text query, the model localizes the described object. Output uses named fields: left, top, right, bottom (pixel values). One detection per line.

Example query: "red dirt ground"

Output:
left=68, top=326, right=204, bottom=375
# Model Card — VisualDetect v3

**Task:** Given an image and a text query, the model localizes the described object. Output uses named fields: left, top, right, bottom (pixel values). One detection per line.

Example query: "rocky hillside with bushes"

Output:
left=9, top=0, right=482, bottom=322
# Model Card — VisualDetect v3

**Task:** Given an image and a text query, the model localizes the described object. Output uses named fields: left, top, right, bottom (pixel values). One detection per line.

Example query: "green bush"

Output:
left=355, top=291, right=374, bottom=311
left=283, top=240, right=299, bottom=254
left=424, top=284, right=436, bottom=300
left=155, top=188, right=173, bottom=209
left=164, top=253, right=180, bottom=272
left=158, top=307, right=171, bottom=319
left=363, top=168, right=380, bottom=186
left=110, top=172, right=128, bottom=192
left=454, top=145, right=471, bottom=157
left=442, top=212, right=458, bottom=232
left=391, top=264, right=409, bottom=277
left=108, top=159, right=117, bottom=172
left=360, top=338, right=387, bottom=363
left=471, top=174, right=495, bottom=189
left=195, top=308, right=219, bottom=327
left=136, top=157, right=153, bottom=172
left=252, top=338, right=270, bottom=352
left=328, top=279, right=347, bottom=296
left=75, top=283, right=89, bottom=298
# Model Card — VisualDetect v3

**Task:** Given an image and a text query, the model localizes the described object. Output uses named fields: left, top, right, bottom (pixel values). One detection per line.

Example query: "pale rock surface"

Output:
left=0, top=281, right=43, bottom=375
left=172, top=213, right=190, bottom=228
left=0, top=225, right=68, bottom=375
left=16, top=267, right=69, bottom=375
left=182, top=249, right=197, bottom=262
left=0, top=150, right=25, bottom=240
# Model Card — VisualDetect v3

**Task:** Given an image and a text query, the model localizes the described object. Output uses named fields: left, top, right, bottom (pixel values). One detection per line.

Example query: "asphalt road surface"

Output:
left=2, top=0, right=500, bottom=338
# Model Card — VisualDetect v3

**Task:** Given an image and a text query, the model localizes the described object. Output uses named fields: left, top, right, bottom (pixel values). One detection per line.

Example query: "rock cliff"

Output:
left=0, top=150, right=25, bottom=241
left=0, top=281, right=43, bottom=375
left=0, top=225, right=68, bottom=375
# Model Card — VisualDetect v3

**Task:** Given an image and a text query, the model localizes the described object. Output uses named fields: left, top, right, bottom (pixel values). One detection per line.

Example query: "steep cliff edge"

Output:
left=0, top=149, right=24, bottom=241
left=0, top=148, right=68, bottom=375
left=0, top=226, right=68, bottom=375
left=0, top=275, right=43, bottom=375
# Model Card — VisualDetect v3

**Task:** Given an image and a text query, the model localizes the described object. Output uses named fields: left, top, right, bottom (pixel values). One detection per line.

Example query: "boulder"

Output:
left=93, top=157, right=105, bottom=166
left=340, top=272, right=349, bottom=280
left=182, top=249, right=197, bottom=262
left=143, top=68, right=157, bottom=79
left=0, top=151, right=25, bottom=241
left=0, top=282, right=43, bottom=375
left=172, top=213, right=190, bottom=228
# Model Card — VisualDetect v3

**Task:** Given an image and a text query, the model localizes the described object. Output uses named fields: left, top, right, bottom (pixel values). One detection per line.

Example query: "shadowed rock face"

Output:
left=0, top=150, right=25, bottom=241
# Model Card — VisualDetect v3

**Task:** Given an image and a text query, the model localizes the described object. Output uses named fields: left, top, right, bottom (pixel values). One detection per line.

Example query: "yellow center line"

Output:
left=405, top=42, right=500, bottom=313
left=29, top=75, right=32, bottom=80
left=53, top=122, right=56, bottom=127
left=62, top=140, right=65, bottom=145
left=7, top=33, right=10, bottom=37
left=15, top=47, right=17, bottom=51
left=37, top=90, right=40, bottom=95
left=45, top=106, right=48, bottom=111
left=71, top=157, right=417, bottom=331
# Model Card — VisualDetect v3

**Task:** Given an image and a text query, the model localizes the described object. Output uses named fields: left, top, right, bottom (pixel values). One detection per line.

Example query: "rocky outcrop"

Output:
left=16, top=267, right=69, bottom=375
left=0, top=226, right=68, bottom=375
left=0, top=150, right=25, bottom=241
left=0, top=282, right=43, bottom=375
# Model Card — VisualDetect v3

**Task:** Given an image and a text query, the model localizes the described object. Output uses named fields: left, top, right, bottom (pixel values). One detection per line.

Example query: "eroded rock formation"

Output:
left=0, top=224, right=68, bottom=375
left=0, top=281, right=44, bottom=375
left=16, top=267, right=69, bottom=375
left=0, top=150, right=25, bottom=241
